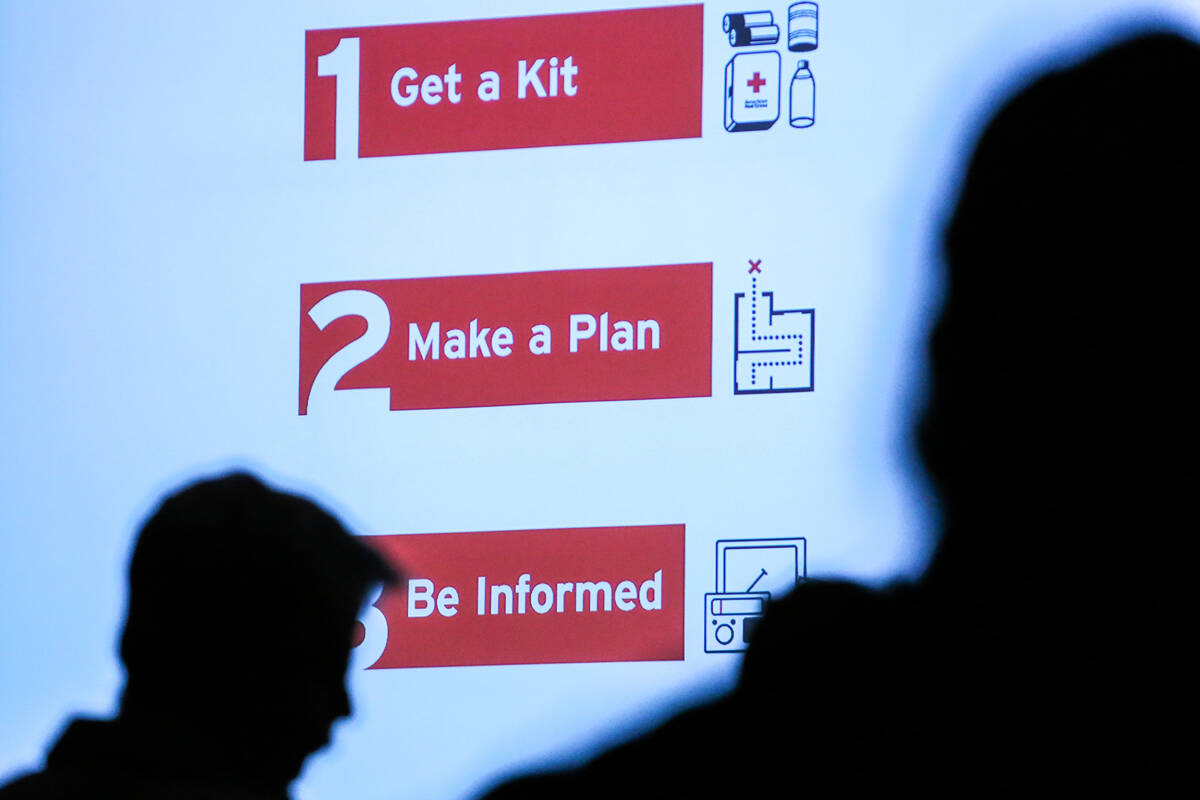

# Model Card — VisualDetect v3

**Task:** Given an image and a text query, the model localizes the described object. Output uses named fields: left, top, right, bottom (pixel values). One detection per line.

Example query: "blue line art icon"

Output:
left=734, top=269, right=814, bottom=394
left=704, top=537, right=807, bottom=653
left=704, top=592, right=769, bottom=652
left=722, top=5, right=818, bottom=133
left=787, top=2, right=819, bottom=52
left=724, top=51, right=781, bottom=132
left=724, top=10, right=780, bottom=46
left=790, top=59, right=815, bottom=127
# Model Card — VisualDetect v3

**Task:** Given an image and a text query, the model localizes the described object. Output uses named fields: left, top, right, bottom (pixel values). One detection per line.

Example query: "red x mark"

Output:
left=747, top=72, right=767, bottom=93
left=748, top=259, right=762, bottom=274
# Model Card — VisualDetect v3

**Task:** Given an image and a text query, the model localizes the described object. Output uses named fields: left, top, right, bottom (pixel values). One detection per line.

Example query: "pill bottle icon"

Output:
left=789, top=60, right=815, bottom=128
left=788, top=2, right=819, bottom=52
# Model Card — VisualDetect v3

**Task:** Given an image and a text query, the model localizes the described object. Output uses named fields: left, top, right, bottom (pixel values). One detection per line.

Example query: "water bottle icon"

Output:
left=789, top=60, right=815, bottom=128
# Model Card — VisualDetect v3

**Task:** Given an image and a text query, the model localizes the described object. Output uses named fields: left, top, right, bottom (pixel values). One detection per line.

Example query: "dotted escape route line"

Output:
left=747, top=275, right=804, bottom=386
left=749, top=276, right=804, bottom=342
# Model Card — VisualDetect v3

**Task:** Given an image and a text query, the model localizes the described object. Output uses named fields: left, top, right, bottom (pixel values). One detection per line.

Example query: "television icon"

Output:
left=704, top=537, right=807, bottom=653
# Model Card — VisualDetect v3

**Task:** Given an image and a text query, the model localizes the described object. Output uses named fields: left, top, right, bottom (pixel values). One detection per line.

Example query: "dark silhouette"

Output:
left=0, top=472, right=398, bottom=800
left=481, top=30, right=1200, bottom=796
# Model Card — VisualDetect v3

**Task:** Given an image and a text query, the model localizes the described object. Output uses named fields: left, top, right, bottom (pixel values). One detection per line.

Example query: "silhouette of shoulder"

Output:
left=0, top=718, right=281, bottom=800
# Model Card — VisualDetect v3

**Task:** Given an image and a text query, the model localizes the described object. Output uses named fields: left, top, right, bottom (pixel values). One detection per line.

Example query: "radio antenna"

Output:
left=745, top=568, right=768, bottom=592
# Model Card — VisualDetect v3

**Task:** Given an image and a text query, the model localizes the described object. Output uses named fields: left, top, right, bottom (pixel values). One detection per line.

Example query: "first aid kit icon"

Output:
left=724, top=51, right=780, bottom=132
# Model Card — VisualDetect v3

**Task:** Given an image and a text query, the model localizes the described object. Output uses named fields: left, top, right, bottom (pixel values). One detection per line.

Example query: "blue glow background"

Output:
left=3, top=2, right=1197, bottom=798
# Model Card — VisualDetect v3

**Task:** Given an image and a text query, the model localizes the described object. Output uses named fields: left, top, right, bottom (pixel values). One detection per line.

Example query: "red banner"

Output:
left=299, top=263, right=712, bottom=413
left=304, top=5, right=703, bottom=159
left=361, top=525, right=685, bottom=668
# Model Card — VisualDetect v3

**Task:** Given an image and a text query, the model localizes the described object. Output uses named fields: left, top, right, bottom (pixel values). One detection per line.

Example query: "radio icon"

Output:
left=705, top=591, right=770, bottom=652
left=703, top=536, right=807, bottom=654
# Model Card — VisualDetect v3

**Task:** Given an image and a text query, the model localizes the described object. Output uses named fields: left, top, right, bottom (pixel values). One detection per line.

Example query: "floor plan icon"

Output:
left=734, top=274, right=814, bottom=394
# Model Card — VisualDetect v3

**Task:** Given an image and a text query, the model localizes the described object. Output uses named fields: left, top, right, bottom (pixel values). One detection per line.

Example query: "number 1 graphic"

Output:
left=317, top=37, right=360, bottom=159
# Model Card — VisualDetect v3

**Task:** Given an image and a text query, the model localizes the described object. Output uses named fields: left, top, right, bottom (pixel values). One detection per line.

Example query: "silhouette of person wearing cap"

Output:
left=0, top=472, right=398, bottom=800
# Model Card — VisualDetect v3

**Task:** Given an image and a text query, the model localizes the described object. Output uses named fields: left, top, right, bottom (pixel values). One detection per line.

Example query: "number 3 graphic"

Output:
left=306, top=290, right=391, bottom=413
left=352, top=582, right=389, bottom=670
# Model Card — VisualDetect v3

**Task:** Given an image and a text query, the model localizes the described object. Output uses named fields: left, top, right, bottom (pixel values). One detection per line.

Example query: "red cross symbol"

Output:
left=746, top=72, right=767, bottom=93
left=748, top=259, right=762, bottom=274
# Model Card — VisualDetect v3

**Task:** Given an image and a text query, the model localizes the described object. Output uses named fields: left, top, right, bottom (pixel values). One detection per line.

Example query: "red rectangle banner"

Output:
left=299, top=263, right=712, bottom=413
left=360, top=525, right=685, bottom=669
left=304, top=5, right=704, bottom=159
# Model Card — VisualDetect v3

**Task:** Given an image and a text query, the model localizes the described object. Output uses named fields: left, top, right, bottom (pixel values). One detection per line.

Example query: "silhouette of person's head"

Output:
left=737, top=29, right=1200, bottom=749
left=471, top=30, right=1200, bottom=800
left=116, top=472, right=398, bottom=792
left=917, top=31, right=1200, bottom=601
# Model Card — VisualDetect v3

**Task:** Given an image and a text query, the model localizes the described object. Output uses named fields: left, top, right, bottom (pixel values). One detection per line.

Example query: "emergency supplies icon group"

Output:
left=723, top=4, right=818, bottom=132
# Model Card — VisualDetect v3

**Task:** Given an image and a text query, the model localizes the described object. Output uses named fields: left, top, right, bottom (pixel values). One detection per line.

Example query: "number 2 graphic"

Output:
left=306, top=290, right=390, bottom=413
